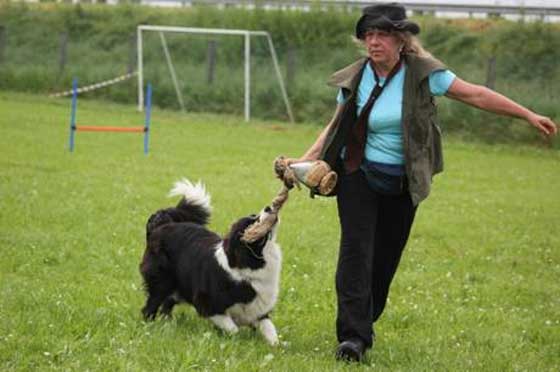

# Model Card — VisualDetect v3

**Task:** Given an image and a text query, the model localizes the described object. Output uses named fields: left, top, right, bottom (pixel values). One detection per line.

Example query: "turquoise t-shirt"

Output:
left=337, top=63, right=456, bottom=165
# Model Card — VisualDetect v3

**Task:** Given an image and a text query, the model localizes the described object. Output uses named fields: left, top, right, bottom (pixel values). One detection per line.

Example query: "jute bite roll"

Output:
left=240, top=156, right=338, bottom=243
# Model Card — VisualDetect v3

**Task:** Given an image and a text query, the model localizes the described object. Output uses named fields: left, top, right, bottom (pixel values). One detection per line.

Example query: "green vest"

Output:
left=319, top=53, right=447, bottom=205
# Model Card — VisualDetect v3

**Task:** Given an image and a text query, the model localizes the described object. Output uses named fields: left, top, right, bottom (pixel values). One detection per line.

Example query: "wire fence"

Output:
left=140, top=0, right=560, bottom=19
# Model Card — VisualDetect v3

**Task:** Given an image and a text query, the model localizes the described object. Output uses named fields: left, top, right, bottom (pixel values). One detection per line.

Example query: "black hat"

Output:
left=356, top=2, right=420, bottom=39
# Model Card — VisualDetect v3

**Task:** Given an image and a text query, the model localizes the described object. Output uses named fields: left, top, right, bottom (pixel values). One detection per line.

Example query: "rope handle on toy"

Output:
left=273, top=155, right=301, bottom=190
left=240, top=185, right=289, bottom=243
left=240, top=156, right=293, bottom=243
left=274, top=156, right=338, bottom=196
left=240, top=155, right=338, bottom=243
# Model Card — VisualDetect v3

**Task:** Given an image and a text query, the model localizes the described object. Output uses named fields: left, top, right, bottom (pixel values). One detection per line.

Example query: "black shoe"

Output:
left=335, top=339, right=365, bottom=362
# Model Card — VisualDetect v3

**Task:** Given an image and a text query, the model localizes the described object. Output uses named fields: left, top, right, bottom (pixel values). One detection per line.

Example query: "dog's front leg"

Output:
left=209, top=315, right=239, bottom=334
left=142, top=294, right=167, bottom=321
left=255, top=317, right=279, bottom=346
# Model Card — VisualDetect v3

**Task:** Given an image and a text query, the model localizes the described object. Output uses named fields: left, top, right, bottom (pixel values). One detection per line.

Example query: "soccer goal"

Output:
left=137, top=25, right=294, bottom=122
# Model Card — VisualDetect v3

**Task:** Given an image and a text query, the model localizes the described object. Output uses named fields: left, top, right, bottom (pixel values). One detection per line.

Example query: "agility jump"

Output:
left=67, top=77, right=152, bottom=154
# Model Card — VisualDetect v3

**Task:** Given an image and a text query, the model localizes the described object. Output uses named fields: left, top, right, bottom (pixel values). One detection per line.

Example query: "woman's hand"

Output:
left=525, top=113, right=558, bottom=137
left=283, top=157, right=313, bottom=166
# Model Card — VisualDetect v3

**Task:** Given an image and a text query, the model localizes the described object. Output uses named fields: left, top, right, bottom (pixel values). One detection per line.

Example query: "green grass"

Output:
left=0, top=92, right=559, bottom=371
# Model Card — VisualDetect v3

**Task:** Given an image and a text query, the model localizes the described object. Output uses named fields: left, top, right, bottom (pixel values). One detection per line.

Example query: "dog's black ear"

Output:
left=222, top=237, right=230, bottom=253
left=222, top=236, right=239, bottom=268
left=146, top=210, right=174, bottom=240
left=139, top=242, right=170, bottom=281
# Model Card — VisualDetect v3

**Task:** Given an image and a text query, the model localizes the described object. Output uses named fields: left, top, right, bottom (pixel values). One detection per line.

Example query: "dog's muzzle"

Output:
left=259, top=206, right=278, bottom=225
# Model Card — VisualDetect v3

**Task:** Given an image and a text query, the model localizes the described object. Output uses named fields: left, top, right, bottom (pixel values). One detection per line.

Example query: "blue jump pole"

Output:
left=68, top=78, right=78, bottom=152
left=144, top=83, right=152, bottom=155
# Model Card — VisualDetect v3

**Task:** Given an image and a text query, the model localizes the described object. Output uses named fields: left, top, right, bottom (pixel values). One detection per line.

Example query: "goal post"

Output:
left=137, top=25, right=294, bottom=123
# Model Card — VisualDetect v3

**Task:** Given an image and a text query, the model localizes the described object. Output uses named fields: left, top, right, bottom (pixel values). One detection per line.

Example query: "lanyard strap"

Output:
left=344, top=57, right=402, bottom=173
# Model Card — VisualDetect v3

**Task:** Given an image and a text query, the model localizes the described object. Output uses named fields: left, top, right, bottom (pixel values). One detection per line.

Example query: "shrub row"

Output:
left=0, top=3, right=558, bottom=145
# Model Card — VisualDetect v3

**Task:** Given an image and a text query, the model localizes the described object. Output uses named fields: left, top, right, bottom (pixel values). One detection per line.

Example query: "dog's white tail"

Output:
left=169, top=178, right=212, bottom=214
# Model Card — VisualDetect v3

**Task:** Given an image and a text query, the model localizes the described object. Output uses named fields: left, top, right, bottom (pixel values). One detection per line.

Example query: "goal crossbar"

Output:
left=137, top=25, right=294, bottom=123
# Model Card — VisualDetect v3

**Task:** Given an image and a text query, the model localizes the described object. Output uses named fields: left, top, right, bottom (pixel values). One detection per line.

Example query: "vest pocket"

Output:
left=430, top=120, right=444, bottom=174
left=409, top=113, right=430, bottom=145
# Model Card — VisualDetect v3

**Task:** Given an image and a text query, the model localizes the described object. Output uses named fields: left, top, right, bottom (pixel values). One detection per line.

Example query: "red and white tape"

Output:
left=49, top=71, right=138, bottom=98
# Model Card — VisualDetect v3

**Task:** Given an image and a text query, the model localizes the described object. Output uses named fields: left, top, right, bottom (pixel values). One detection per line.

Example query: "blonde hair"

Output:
left=353, top=30, right=432, bottom=59
left=395, top=31, right=432, bottom=58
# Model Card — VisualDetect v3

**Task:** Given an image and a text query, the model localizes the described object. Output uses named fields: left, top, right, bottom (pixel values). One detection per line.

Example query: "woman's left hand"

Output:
left=526, top=113, right=558, bottom=137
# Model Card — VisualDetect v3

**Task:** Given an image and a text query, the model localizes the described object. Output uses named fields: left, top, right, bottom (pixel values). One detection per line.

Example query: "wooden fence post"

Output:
left=0, top=26, right=5, bottom=64
left=485, top=56, right=496, bottom=89
left=58, top=32, right=69, bottom=80
left=128, top=33, right=136, bottom=74
left=207, top=40, right=216, bottom=84
left=287, top=45, right=296, bottom=86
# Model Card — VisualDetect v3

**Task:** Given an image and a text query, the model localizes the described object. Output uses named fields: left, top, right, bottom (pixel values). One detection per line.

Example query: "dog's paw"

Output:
left=266, top=334, right=279, bottom=347
left=224, top=324, right=239, bottom=334
left=141, top=307, right=157, bottom=322
left=257, top=318, right=279, bottom=346
left=210, top=315, right=239, bottom=334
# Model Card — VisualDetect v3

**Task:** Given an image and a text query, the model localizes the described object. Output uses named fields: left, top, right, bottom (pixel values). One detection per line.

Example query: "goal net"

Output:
left=137, top=25, right=293, bottom=122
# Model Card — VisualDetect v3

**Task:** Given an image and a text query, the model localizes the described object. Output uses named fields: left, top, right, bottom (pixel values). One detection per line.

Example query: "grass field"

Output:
left=1, top=91, right=559, bottom=371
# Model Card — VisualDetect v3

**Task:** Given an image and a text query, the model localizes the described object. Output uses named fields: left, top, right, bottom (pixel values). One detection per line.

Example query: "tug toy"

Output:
left=240, top=156, right=338, bottom=243
left=273, top=156, right=338, bottom=195
left=240, top=184, right=289, bottom=243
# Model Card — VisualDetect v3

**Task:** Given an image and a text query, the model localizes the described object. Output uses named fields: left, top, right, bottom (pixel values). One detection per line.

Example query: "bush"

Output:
left=0, top=2, right=558, bottom=146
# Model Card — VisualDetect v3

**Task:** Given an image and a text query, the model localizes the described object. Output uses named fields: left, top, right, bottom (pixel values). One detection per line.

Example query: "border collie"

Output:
left=140, top=179, right=282, bottom=345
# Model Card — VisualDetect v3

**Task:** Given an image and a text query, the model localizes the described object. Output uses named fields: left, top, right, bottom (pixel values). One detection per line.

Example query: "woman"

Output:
left=285, top=3, right=557, bottom=363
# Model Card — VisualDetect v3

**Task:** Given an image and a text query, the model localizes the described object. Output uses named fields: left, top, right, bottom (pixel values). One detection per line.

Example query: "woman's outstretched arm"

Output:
left=445, top=77, right=558, bottom=137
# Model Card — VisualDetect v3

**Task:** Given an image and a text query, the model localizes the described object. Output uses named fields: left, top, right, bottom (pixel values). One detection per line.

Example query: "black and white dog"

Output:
left=140, top=179, right=282, bottom=345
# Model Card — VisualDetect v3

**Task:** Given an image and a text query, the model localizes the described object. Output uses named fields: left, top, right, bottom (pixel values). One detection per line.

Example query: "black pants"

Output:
left=335, top=169, right=417, bottom=349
